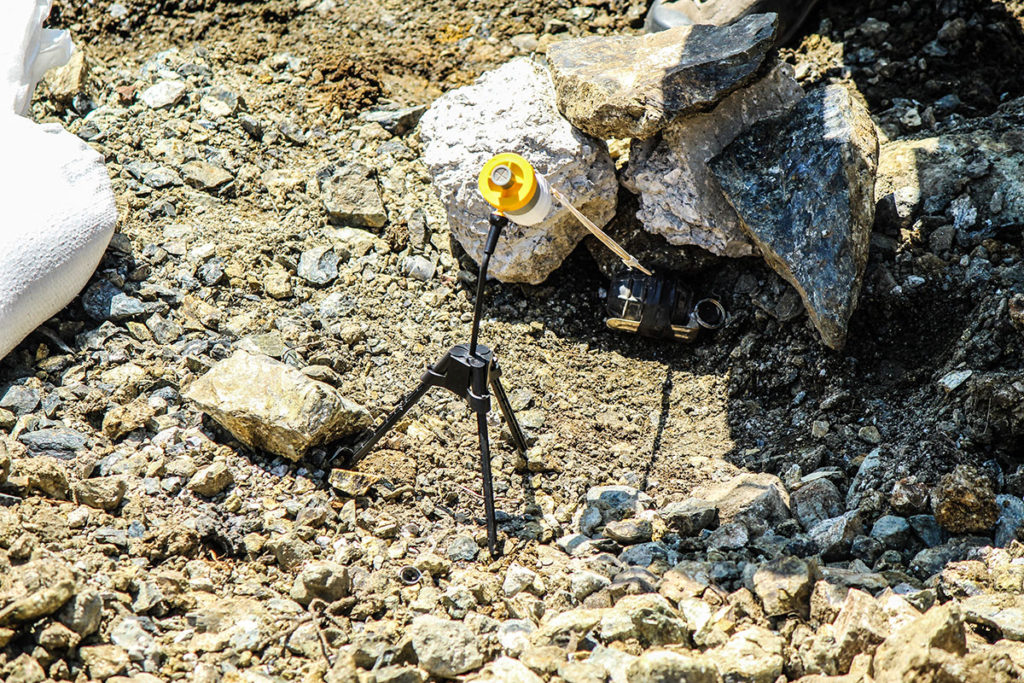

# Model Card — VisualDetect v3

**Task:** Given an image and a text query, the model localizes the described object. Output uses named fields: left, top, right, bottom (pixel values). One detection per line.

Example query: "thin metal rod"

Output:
left=548, top=184, right=652, bottom=275
left=469, top=215, right=507, bottom=357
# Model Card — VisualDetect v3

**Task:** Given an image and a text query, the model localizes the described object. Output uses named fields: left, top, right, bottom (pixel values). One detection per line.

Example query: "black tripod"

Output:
left=342, top=213, right=528, bottom=556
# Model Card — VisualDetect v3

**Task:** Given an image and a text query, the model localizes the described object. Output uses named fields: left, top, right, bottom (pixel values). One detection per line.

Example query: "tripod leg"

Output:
left=490, top=376, right=529, bottom=456
left=349, top=376, right=434, bottom=463
left=471, top=368, right=499, bottom=557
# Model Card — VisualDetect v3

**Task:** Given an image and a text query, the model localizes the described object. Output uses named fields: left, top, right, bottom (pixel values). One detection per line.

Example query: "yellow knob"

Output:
left=478, top=153, right=539, bottom=212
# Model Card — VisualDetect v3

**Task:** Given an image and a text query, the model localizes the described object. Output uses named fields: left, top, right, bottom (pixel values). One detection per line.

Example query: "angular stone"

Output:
left=410, top=615, right=484, bottom=678
left=73, top=476, right=127, bottom=511
left=624, top=62, right=804, bottom=257
left=711, top=85, right=879, bottom=350
left=626, top=650, right=719, bottom=683
left=185, top=351, right=371, bottom=460
left=931, top=464, right=999, bottom=533
left=548, top=14, right=777, bottom=140
left=599, top=594, right=688, bottom=646
left=291, top=561, right=351, bottom=606
left=807, top=511, right=863, bottom=559
left=604, top=518, right=653, bottom=545
left=419, top=58, right=617, bottom=284
left=140, top=80, right=185, bottom=108
left=58, top=589, right=102, bottom=637
left=180, top=161, right=233, bottom=191
left=690, top=472, right=790, bottom=537
left=297, top=246, right=339, bottom=286
left=0, top=561, right=76, bottom=626
left=832, top=589, right=889, bottom=674
left=870, top=515, right=912, bottom=549
left=187, top=462, right=234, bottom=497
left=318, top=163, right=387, bottom=228
left=960, top=593, right=1024, bottom=642
left=660, top=499, right=719, bottom=536
left=707, top=521, right=749, bottom=550
left=16, top=457, right=69, bottom=498
left=752, top=556, right=820, bottom=619
left=708, top=626, right=784, bottom=683
left=872, top=604, right=966, bottom=682
left=47, top=50, right=89, bottom=105
left=790, top=478, right=843, bottom=531
left=80, top=644, right=129, bottom=680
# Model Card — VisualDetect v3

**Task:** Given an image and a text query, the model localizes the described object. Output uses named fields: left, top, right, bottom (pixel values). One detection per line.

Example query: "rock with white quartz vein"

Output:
left=418, top=58, right=617, bottom=284
left=624, top=62, right=804, bottom=257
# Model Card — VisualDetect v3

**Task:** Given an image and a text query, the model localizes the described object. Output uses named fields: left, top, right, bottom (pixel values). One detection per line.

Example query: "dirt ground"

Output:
left=3, top=0, right=1024, bottom=680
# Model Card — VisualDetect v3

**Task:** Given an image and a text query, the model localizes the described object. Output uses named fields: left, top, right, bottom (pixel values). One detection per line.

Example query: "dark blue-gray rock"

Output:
left=660, top=499, right=719, bottom=536
left=790, top=478, right=843, bottom=531
left=909, top=515, right=946, bottom=548
left=619, top=542, right=677, bottom=571
left=909, top=537, right=987, bottom=579
left=707, top=521, right=749, bottom=550
left=82, top=280, right=160, bottom=321
left=623, top=62, right=804, bottom=257
left=297, top=246, right=339, bottom=286
left=807, top=510, right=863, bottom=559
left=547, top=14, right=777, bottom=140
left=317, top=164, right=387, bottom=228
left=20, top=428, right=88, bottom=457
left=711, top=85, right=879, bottom=350
left=0, top=385, right=40, bottom=416
left=870, top=515, right=912, bottom=549
left=995, top=495, right=1024, bottom=547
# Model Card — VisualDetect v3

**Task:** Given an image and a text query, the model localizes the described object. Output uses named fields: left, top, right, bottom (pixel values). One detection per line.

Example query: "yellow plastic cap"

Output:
left=478, top=153, right=538, bottom=212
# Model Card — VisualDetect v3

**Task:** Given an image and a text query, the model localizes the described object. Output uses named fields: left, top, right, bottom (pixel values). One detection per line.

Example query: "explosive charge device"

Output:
left=478, top=152, right=652, bottom=275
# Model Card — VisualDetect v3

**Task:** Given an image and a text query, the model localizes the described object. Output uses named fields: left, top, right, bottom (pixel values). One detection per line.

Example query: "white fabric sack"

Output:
left=0, top=0, right=117, bottom=360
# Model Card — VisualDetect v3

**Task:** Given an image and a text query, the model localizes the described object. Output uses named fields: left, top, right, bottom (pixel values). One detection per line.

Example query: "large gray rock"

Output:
left=623, top=62, right=804, bottom=257
left=185, top=351, right=371, bottom=461
left=711, top=85, right=879, bottom=350
left=410, top=615, right=485, bottom=677
left=547, top=14, right=777, bottom=140
left=418, top=58, right=617, bottom=284
left=690, top=472, right=790, bottom=537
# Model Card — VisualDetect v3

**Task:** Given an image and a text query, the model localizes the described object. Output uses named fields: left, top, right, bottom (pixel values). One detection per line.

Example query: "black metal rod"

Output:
left=472, top=367, right=498, bottom=556
left=491, top=376, right=528, bottom=455
left=469, top=214, right=507, bottom=358
left=349, top=373, right=435, bottom=462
